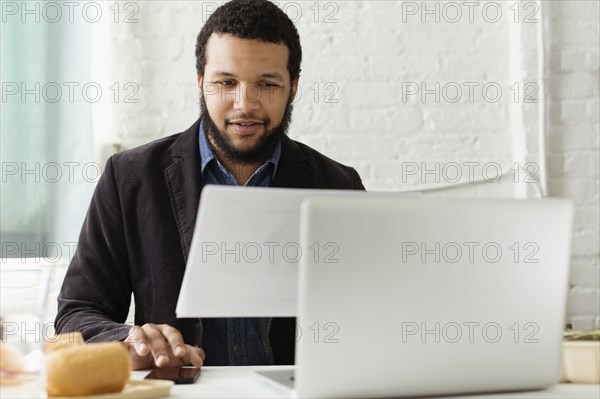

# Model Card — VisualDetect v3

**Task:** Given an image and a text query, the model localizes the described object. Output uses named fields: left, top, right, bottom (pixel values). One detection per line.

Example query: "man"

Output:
left=55, top=0, right=364, bottom=369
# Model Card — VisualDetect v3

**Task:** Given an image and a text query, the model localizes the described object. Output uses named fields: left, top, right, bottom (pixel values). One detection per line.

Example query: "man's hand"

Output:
left=123, top=324, right=205, bottom=370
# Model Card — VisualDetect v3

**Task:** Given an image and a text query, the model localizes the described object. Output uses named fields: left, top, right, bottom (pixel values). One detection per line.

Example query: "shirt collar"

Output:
left=198, top=120, right=282, bottom=178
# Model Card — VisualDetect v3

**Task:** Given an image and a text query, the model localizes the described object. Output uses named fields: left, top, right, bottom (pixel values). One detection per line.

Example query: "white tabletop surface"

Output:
left=131, top=366, right=600, bottom=399
left=1, top=366, right=598, bottom=398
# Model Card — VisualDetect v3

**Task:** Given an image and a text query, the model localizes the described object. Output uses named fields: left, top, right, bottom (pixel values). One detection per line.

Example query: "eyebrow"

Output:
left=212, top=71, right=286, bottom=81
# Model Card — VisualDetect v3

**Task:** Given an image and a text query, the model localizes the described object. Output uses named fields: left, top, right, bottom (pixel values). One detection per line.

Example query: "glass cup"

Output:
left=1, top=260, right=56, bottom=398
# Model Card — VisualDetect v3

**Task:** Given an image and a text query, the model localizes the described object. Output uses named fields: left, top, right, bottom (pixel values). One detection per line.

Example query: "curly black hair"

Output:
left=195, top=0, right=302, bottom=82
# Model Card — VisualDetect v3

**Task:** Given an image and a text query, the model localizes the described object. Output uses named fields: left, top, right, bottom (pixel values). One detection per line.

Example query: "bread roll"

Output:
left=0, top=342, right=24, bottom=385
left=45, top=332, right=85, bottom=353
left=0, top=342, right=23, bottom=373
left=46, top=342, right=130, bottom=397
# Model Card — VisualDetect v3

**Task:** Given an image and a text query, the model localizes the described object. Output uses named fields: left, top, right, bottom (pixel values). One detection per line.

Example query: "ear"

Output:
left=197, top=73, right=203, bottom=95
left=290, top=77, right=300, bottom=102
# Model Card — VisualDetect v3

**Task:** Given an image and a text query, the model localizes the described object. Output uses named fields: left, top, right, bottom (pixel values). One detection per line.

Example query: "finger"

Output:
left=121, top=342, right=152, bottom=371
left=142, top=324, right=170, bottom=367
left=125, top=325, right=150, bottom=357
left=157, top=324, right=186, bottom=358
left=186, top=346, right=205, bottom=368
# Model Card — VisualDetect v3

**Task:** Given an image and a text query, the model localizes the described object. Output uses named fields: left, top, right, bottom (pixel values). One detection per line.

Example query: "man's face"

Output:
left=198, top=34, right=298, bottom=164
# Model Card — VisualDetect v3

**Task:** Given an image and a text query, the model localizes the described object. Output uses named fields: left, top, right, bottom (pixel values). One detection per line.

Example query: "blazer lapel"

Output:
left=164, top=118, right=204, bottom=262
left=272, top=135, right=315, bottom=188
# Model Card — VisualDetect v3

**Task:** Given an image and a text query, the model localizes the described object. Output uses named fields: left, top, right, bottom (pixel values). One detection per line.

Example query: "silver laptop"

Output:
left=176, top=186, right=416, bottom=318
left=259, top=197, right=573, bottom=398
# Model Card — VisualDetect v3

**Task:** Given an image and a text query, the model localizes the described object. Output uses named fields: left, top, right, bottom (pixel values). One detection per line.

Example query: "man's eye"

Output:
left=218, top=81, right=236, bottom=87
left=259, top=82, right=279, bottom=88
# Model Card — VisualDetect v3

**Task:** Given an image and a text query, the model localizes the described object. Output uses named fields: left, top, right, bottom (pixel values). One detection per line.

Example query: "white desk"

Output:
left=132, top=366, right=600, bottom=398
left=1, top=367, right=598, bottom=398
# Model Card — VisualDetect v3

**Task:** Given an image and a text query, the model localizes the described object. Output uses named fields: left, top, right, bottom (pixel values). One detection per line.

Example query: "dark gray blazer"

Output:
left=55, top=118, right=365, bottom=364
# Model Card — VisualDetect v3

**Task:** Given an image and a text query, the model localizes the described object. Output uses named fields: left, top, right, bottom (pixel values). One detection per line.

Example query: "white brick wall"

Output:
left=97, top=1, right=598, bottom=327
left=545, top=1, right=600, bottom=330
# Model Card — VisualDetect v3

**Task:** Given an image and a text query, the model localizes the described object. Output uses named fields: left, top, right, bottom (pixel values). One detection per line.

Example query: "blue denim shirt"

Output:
left=197, top=121, right=281, bottom=365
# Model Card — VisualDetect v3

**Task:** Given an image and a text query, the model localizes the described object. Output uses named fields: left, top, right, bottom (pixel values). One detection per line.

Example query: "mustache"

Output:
left=224, top=114, right=269, bottom=125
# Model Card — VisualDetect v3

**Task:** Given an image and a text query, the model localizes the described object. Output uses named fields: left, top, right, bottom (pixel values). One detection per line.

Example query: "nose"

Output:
left=233, top=83, right=261, bottom=113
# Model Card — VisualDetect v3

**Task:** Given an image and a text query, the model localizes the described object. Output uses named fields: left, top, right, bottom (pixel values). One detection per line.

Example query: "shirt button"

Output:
left=233, top=344, right=240, bottom=353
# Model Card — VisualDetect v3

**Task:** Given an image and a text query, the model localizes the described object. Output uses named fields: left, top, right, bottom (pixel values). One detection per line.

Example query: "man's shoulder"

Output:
left=290, top=138, right=346, bottom=168
left=285, top=137, right=364, bottom=189
left=112, top=133, right=181, bottom=165
left=108, top=120, right=200, bottom=173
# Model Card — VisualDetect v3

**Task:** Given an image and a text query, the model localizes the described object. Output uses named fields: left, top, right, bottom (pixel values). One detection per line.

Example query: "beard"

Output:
left=199, top=94, right=294, bottom=165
